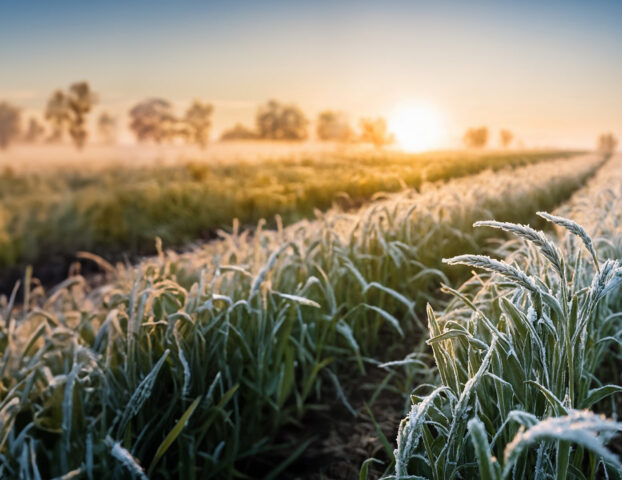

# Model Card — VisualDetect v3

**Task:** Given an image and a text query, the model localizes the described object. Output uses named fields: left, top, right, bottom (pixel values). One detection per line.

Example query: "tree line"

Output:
left=462, top=126, right=514, bottom=149
left=0, top=81, right=618, bottom=153
left=461, top=126, right=619, bottom=154
left=0, top=84, right=398, bottom=150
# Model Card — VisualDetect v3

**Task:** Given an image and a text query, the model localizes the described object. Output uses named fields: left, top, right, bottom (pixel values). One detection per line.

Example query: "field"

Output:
left=0, top=146, right=579, bottom=291
left=3, top=1, right=622, bottom=478
left=1, top=148, right=621, bottom=479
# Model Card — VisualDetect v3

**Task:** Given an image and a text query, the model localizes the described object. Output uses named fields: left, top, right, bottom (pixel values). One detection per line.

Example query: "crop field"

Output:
left=2, top=2, right=622, bottom=479
left=0, top=149, right=578, bottom=291
left=1, top=150, right=620, bottom=480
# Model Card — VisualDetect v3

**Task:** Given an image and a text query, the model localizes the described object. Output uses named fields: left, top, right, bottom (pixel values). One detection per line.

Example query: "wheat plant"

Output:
left=393, top=157, right=622, bottom=479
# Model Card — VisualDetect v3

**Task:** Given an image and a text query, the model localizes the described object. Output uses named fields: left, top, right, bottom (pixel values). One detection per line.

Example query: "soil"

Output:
left=282, top=384, right=405, bottom=479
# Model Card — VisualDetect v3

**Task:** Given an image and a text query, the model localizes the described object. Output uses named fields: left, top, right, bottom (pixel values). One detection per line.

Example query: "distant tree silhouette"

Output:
left=44, top=82, right=97, bottom=148
left=183, top=101, right=213, bottom=148
left=256, top=100, right=308, bottom=140
left=23, top=117, right=45, bottom=143
left=499, top=129, right=514, bottom=148
left=597, top=132, right=618, bottom=155
left=45, top=90, right=69, bottom=142
left=0, top=102, right=21, bottom=149
left=220, top=123, right=258, bottom=141
left=129, top=98, right=177, bottom=143
left=67, top=82, right=97, bottom=149
left=359, top=117, right=394, bottom=147
left=316, top=111, right=352, bottom=141
left=463, top=126, right=489, bottom=149
left=98, top=112, right=117, bottom=144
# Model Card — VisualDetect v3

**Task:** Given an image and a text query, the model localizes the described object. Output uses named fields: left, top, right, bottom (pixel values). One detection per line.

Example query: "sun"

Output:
left=388, top=102, right=446, bottom=152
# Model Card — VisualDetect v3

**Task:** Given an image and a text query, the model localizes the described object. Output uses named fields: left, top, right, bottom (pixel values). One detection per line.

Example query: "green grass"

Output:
left=0, top=153, right=604, bottom=479
left=0, top=150, right=580, bottom=289
left=393, top=156, right=622, bottom=479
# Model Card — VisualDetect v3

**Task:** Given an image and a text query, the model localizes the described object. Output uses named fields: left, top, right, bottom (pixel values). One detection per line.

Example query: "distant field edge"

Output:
left=0, top=150, right=586, bottom=293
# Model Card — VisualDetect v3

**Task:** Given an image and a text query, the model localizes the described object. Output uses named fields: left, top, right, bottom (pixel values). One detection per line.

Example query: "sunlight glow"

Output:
left=388, top=102, right=446, bottom=152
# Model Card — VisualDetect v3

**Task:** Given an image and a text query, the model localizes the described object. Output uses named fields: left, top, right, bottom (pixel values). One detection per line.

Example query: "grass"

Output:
left=0, top=149, right=581, bottom=290
left=392, top=155, right=622, bottom=479
left=0, top=152, right=605, bottom=479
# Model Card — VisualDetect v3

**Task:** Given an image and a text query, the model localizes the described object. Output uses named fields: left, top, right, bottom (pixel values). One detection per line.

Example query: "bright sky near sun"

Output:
left=1, top=0, right=621, bottom=149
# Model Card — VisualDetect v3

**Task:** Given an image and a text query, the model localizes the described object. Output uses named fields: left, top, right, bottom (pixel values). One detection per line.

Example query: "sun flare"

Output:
left=388, top=102, right=446, bottom=152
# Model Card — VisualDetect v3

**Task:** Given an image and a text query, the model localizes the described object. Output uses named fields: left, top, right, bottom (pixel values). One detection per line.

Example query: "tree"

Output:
left=316, top=111, right=352, bottom=141
left=0, top=102, right=21, bottom=149
left=183, top=101, right=213, bottom=148
left=597, top=133, right=618, bottom=155
left=359, top=117, right=394, bottom=148
left=256, top=100, right=308, bottom=140
left=23, top=117, right=45, bottom=143
left=463, top=126, right=488, bottom=149
left=220, top=123, right=258, bottom=141
left=129, top=98, right=177, bottom=143
left=66, top=81, right=97, bottom=149
left=45, top=90, right=69, bottom=142
left=499, top=129, right=514, bottom=148
left=44, top=82, right=97, bottom=148
left=98, top=112, right=117, bottom=144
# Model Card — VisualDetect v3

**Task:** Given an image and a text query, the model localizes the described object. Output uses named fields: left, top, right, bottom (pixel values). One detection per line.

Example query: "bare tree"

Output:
left=499, top=129, right=514, bottom=148
left=45, top=90, right=69, bottom=142
left=597, top=132, right=618, bottom=155
left=66, top=82, right=97, bottom=149
left=220, top=123, right=258, bottom=141
left=359, top=117, right=394, bottom=148
left=23, top=117, right=45, bottom=143
left=316, top=111, right=352, bottom=141
left=183, top=101, right=213, bottom=148
left=0, top=102, right=21, bottom=149
left=463, top=126, right=489, bottom=149
left=98, top=112, right=117, bottom=144
left=129, top=98, right=177, bottom=143
left=256, top=100, right=308, bottom=140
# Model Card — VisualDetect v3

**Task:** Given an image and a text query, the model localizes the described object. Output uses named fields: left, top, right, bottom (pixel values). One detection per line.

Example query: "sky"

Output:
left=1, top=0, right=621, bottom=148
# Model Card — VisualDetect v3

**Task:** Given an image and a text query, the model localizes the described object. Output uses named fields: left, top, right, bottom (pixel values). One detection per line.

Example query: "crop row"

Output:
left=0, top=150, right=579, bottom=290
left=392, top=155, right=622, bottom=479
left=0, top=153, right=604, bottom=478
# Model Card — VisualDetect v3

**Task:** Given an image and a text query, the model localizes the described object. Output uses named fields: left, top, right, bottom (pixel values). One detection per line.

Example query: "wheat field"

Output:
left=2, top=2, right=621, bottom=478
left=2, top=152, right=619, bottom=479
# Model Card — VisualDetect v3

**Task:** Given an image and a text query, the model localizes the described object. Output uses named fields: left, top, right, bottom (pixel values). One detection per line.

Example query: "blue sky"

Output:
left=1, top=0, right=621, bottom=147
